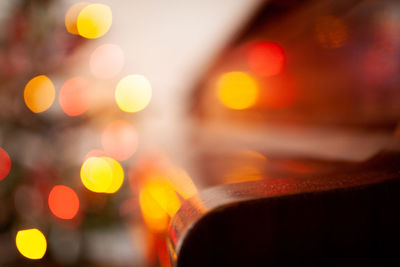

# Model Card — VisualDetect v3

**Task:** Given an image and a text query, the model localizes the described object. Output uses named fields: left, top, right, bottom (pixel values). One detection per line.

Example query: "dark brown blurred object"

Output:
left=169, top=152, right=400, bottom=266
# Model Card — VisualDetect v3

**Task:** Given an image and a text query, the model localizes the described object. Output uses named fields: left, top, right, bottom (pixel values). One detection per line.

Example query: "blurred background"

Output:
left=0, top=0, right=399, bottom=266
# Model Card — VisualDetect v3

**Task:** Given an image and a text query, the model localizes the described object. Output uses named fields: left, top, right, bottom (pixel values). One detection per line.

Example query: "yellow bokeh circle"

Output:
left=115, top=75, right=152, bottom=113
left=65, top=2, right=90, bottom=35
left=24, top=75, right=55, bottom=113
left=217, top=72, right=259, bottom=110
left=77, top=4, right=112, bottom=39
left=80, top=156, right=124, bottom=193
left=15, top=229, right=47, bottom=260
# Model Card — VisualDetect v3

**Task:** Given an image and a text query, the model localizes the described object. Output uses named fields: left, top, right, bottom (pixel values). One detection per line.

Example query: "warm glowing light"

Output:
left=48, top=185, right=79, bottom=219
left=80, top=157, right=112, bottom=193
left=77, top=4, right=112, bottom=39
left=167, top=168, right=197, bottom=199
left=90, top=44, right=124, bottom=79
left=139, top=180, right=181, bottom=232
left=217, top=72, right=259, bottom=110
left=0, top=147, right=11, bottom=181
left=59, top=77, right=91, bottom=116
left=115, top=75, right=152, bottom=113
left=102, top=157, right=124, bottom=193
left=16, top=229, right=47, bottom=260
left=315, top=16, right=348, bottom=48
left=101, top=120, right=138, bottom=161
left=247, top=41, right=285, bottom=77
left=80, top=156, right=124, bottom=194
left=24, top=75, right=55, bottom=113
left=224, top=150, right=267, bottom=184
left=65, top=2, right=89, bottom=35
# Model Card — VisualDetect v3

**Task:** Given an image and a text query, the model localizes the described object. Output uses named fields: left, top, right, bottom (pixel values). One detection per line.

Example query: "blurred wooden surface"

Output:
left=169, top=152, right=400, bottom=266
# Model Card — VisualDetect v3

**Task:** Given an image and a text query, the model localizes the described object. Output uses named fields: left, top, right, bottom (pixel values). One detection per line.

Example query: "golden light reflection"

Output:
left=101, top=120, right=138, bottom=161
left=139, top=180, right=181, bottom=232
left=16, top=229, right=47, bottom=260
left=115, top=75, right=152, bottom=113
left=59, top=77, right=91, bottom=116
left=223, top=150, right=267, bottom=184
left=0, top=147, right=11, bottom=181
left=217, top=72, right=259, bottom=110
left=48, top=185, right=79, bottom=220
left=80, top=157, right=112, bottom=193
left=65, top=2, right=89, bottom=35
left=90, top=44, right=124, bottom=79
left=77, top=4, right=112, bottom=39
left=24, top=75, right=55, bottom=113
left=315, top=16, right=348, bottom=48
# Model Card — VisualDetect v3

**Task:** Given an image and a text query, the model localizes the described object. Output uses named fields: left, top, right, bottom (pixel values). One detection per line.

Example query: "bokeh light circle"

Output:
left=247, top=41, right=285, bottom=77
left=102, top=157, right=124, bottom=193
left=59, top=77, right=91, bottom=116
left=24, top=75, right=56, bottom=113
left=48, top=185, right=79, bottom=219
left=80, top=157, right=112, bottom=193
left=15, top=229, right=47, bottom=260
left=101, top=120, right=138, bottom=161
left=65, top=2, right=90, bottom=35
left=0, top=147, right=11, bottom=181
left=77, top=4, right=112, bottom=39
left=90, top=44, right=124, bottom=79
left=217, top=72, right=259, bottom=110
left=115, top=75, right=152, bottom=113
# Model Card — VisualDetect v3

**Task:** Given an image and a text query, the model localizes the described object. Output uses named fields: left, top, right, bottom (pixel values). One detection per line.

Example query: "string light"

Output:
left=24, top=75, right=55, bottom=113
left=77, top=4, right=112, bottom=39
left=217, top=71, right=259, bottom=110
left=15, top=229, right=47, bottom=260
left=115, top=75, right=152, bottom=113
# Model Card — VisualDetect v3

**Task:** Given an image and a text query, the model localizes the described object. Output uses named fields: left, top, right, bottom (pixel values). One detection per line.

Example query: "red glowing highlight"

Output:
left=247, top=41, right=285, bottom=77
left=0, top=147, right=11, bottom=181
left=48, top=185, right=79, bottom=219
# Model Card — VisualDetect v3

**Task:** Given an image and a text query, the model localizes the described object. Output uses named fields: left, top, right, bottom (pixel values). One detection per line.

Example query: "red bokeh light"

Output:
left=48, top=185, right=79, bottom=219
left=247, top=41, right=285, bottom=77
left=59, top=77, right=91, bottom=116
left=0, top=147, right=11, bottom=181
left=101, top=120, right=138, bottom=161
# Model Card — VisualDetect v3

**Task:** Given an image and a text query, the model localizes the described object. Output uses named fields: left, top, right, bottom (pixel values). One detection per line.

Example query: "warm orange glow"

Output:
left=77, top=4, right=112, bottom=39
left=115, top=75, right=152, bottom=113
left=315, top=16, right=348, bottom=48
left=0, top=147, right=11, bottom=181
left=24, top=75, right=55, bottom=113
left=16, top=229, right=47, bottom=260
left=90, top=44, right=124, bottom=79
left=65, top=2, right=89, bottom=35
left=167, top=168, right=197, bottom=199
left=217, top=72, right=259, bottom=110
left=59, top=77, right=91, bottom=116
left=101, top=120, right=138, bottom=161
left=247, top=41, right=285, bottom=77
left=48, top=185, right=79, bottom=219
left=139, top=180, right=181, bottom=232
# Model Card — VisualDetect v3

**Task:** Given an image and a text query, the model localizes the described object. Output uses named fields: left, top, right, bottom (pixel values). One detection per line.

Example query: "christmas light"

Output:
left=90, top=44, right=124, bottom=79
left=48, top=185, right=79, bottom=219
left=24, top=75, right=55, bottom=113
left=77, top=4, right=112, bottom=39
left=115, top=75, right=152, bottom=113
left=217, top=72, right=259, bottom=110
left=15, top=229, right=47, bottom=260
